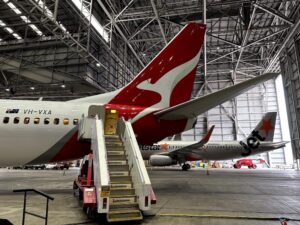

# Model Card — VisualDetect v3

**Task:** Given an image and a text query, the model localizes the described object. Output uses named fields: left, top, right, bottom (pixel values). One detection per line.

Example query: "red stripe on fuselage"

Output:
left=50, top=131, right=91, bottom=162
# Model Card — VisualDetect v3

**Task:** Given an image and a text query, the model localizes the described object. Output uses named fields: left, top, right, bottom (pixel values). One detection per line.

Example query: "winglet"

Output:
left=203, top=125, right=215, bottom=143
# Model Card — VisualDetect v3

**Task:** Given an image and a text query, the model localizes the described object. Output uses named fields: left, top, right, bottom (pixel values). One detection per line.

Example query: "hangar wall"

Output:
left=280, top=36, right=300, bottom=162
left=182, top=78, right=285, bottom=166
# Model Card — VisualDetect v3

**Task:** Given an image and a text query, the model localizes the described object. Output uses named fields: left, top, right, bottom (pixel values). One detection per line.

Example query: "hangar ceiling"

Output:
left=0, top=0, right=298, bottom=99
left=0, top=0, right=299, bottom=164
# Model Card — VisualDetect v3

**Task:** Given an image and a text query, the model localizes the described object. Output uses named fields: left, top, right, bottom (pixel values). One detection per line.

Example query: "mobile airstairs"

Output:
left=75, top=112, right=155, bottom=223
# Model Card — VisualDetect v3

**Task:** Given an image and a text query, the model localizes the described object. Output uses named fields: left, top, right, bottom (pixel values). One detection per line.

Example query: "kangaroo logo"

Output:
left=131, top=51, right=201, bottom=123
left=240, top=130, right=265, bottom=156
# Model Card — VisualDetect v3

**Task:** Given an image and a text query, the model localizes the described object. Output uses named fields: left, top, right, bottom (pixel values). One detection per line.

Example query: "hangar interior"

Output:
left=0, top=0, right=300, bottom=167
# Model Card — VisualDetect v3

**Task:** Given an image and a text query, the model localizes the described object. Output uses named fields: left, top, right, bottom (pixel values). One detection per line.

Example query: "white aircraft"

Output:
left=0, top=23, right=279, bottom=167
left=141, top=112, right=288, bottom=170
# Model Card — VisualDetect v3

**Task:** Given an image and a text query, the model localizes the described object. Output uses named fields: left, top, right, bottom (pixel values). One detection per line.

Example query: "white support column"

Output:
left=53, top=0, right=59, bottom=21
left=203, top=0, right=207, bottom=81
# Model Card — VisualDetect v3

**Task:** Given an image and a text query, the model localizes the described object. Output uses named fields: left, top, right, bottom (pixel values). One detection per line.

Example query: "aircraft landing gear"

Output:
left=182, top=163, right=191, bottom=171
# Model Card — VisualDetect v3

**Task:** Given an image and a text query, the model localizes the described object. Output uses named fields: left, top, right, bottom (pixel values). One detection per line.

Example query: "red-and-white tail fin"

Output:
left=72, top=23, right=206, bottom=108
left=109, top=23, right=206, bottom=108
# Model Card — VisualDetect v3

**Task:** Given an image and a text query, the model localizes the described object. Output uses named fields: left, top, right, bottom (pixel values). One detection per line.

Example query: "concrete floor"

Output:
left=0, top=167, right=300, bottom=225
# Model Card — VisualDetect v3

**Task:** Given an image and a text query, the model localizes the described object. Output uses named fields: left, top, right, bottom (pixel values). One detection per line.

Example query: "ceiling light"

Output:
left=61, top=84, right=66, bottom=88
left=34, top=0, right=69, bottom=34
left=72, top=0, right=109, bottom=42
left=12, top=33, right=22, bottom=39
left=59, top=23, right=67, bottom=32
left=5, top=27, right=14, bottom=34
left=21, top=16, right=28, bottom=22
left=29, top=24, right=43, bottom=36
left=5, top=88, right=9, bottom=92
left=30, top=87, right=35, bottom=90
left=0, top=19, right=22, bottom=40
left=0, top=19, right=6, bottom=26
left=20, top=15, right=44, bottom=36
left=7, top=2, right=21, bottom=14
left=96, top=63, right=101, bottom=67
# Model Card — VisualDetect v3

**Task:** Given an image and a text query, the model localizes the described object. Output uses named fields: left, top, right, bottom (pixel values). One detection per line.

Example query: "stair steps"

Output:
left=104, top=134, right=143, bottom=223
left=110, top=175, right=132, bottom=182
left=107, top=154, right=127, bottom=161
left=110, top=187, right=135, bottom=196
left=107, top=150, right=125, bottom=155
left=110, top=202, right=139, bottom=210
left=110, top=182, right=133, bottom=189
left=107, top=209, right=142, bottom=222
left=109, top=171, right=129, bottom=176
left=107, top=160, right=127, bottom=165
left=108, top=164, right=129, bottom=171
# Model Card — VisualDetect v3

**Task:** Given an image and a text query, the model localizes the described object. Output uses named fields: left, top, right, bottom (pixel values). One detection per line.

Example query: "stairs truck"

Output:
left=73, top=107, right=156, bottom=223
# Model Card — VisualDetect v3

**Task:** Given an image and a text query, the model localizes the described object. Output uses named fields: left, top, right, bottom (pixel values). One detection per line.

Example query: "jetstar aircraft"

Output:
left=141, top=112, right=288, bottom=170
left=0, top=23, right=278, bottom=166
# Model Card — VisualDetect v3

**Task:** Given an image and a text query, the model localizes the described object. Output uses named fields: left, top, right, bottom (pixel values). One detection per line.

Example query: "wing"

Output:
left=160, top=125, right=215, bottom=157
left=155, top=73, right=278, bottom=120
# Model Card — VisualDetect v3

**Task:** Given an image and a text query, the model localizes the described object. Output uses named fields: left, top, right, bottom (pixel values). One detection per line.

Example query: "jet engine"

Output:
left=149, top=155, right=177, bottom=166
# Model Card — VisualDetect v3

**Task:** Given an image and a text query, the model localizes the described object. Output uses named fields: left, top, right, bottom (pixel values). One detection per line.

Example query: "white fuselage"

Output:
left=140, top=140, right=281, bottom=161
left=0, top=98, right=197, bottom=166
left=0, top=100, right=90, bottom=166
left=0, top=99, right=285, bottom=167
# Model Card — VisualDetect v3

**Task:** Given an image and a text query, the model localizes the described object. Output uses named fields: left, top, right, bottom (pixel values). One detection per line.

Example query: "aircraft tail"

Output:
left=108, top=23, right=206, bottom=108
left=71, top=23, right=206, bottom=108
left=246, top=112, right=277, bottom=142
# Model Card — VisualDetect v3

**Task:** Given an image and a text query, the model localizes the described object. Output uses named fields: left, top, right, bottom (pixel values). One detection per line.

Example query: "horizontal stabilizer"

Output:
left=160, top=125, right=214, bottom=156
left=155, top=73, right=278, bottom=120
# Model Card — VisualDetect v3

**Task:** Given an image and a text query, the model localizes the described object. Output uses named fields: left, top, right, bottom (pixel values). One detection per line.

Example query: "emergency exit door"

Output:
left=104, top=109, right=119, bottom=135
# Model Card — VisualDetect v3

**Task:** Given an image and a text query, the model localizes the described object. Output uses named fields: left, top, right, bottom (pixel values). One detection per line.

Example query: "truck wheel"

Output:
left=86, top=207, right=96, bottom=220
left=252, top=164, right=257, bottom=169
left=79, top=190, right=83, bottom=200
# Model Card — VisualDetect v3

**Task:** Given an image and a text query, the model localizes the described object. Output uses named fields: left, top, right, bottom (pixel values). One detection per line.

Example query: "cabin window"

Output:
left=44, top=118, right=50, bottom=125
left=34, top=117, right=40, bottom=124
left=14, top=117, right=20, bottom=124
left=24, top=117, right=30, bottom=124
left=63, top=118, right=69, bottom=125
left=73, top=118, right=79, bottom=125
left=3, top=117, right=9, bottom=124
left=54, top=118, right=59, bottom=125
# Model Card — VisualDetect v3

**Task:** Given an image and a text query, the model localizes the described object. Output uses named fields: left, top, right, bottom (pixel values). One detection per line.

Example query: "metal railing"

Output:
left=117, top=118, right=152, bottom=211
left=13, top=189, right=54, bottom=225
left=91, top=116, right=110, bottom=213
